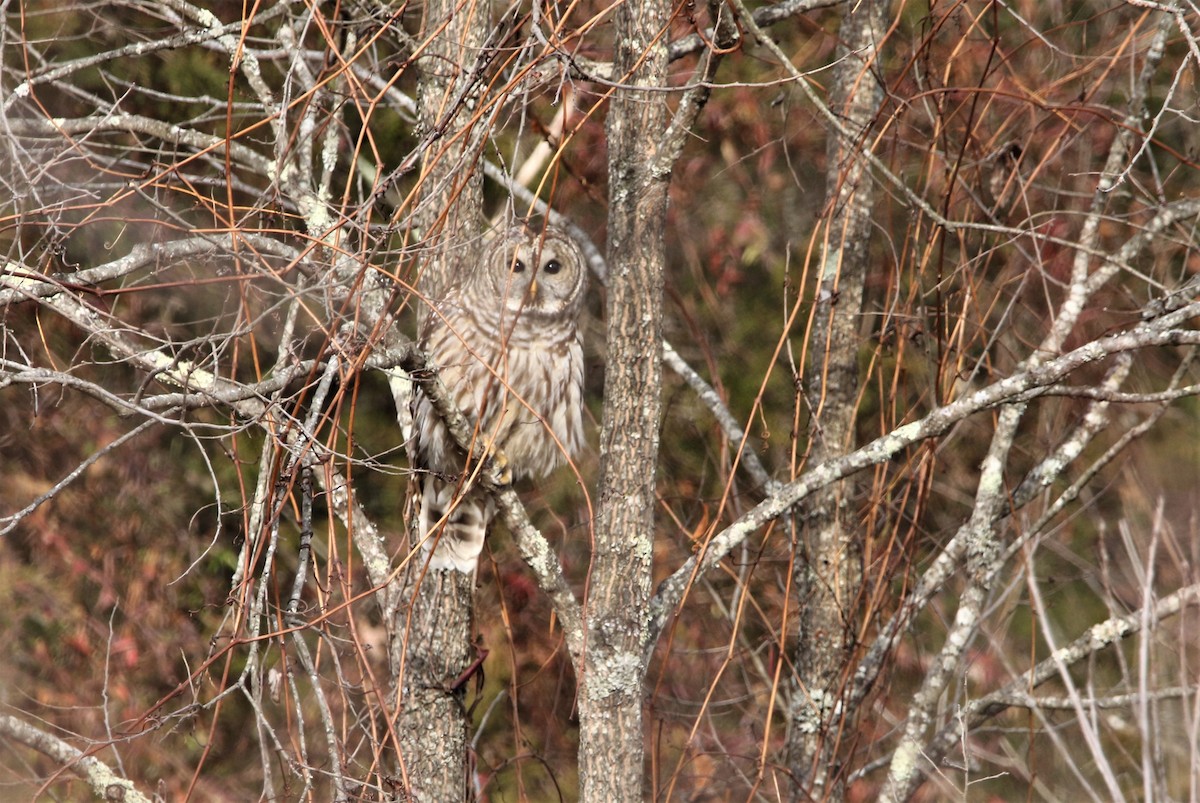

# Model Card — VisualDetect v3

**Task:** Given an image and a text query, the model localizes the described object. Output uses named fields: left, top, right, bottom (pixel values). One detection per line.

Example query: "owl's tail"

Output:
left=417, top=475, right=495, bottom=573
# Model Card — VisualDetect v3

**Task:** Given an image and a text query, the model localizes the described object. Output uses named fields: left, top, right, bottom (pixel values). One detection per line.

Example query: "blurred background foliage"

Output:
left=3, top=0, right=1200, bottom=799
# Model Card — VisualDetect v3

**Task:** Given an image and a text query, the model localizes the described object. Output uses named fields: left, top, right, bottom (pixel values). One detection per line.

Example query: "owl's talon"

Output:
left=488, top=450, right=513, bottom=486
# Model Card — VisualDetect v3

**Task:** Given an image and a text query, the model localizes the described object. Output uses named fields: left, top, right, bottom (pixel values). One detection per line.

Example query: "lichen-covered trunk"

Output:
left=388, top=0, right=488, bottom=798
left=391, top=569, right=475, bottom=800
left=578, top=0, right=671, bottom=800
left=412, top=0, right=487, bottom=301
left=786, top=1, right=887, bottom=799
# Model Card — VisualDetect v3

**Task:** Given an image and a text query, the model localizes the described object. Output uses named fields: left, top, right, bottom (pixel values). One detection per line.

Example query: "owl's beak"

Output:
left=528, top=278, right=539, bottom=300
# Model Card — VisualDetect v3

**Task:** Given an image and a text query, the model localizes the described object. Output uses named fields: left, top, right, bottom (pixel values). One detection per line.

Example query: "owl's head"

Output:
left=479, top=221, right=588, bottom=322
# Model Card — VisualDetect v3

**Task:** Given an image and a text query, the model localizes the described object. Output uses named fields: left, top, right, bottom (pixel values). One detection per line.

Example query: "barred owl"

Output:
left=411, top=221, right=588, bottom=572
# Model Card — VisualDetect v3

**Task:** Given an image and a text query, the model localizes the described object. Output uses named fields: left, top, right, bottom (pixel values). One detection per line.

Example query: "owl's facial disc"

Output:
left=478, top=222, right=586, bottom=326
left=500, top=241, right=575, bottom=315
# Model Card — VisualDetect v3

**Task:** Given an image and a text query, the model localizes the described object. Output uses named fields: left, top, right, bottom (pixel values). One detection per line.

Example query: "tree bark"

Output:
left=578, top=0, right=671, bottom=799
left=786, top=1, right=887, bottom=798
left=389, top=0, right=489, bottom=798
left=391, top=568, right=476, bottom=800
left=413, top=0, right=488, bottom=299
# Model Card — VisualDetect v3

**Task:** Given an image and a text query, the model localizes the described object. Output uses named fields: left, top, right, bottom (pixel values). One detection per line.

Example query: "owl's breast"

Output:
left=492, top=333, right=585, bottom=479
left=416, top=302, right=584, bottom=481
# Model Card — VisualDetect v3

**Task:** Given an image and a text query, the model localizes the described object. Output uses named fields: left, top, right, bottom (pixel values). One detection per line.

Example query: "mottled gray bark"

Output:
left=388, top=0, right=489, bottom=798
left=412, top=0, right=489, bottom=302
left=578, top=0, right=672, bottom=799
left=786, top=1, right=887, bottom=798
left=391, top=568, right=476, bottom=801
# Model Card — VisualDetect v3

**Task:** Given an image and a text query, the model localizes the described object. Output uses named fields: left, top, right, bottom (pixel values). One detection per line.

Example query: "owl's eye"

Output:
left=544, top=259, right=562, bottom=275
left=512, top=259, right=526, bottom=273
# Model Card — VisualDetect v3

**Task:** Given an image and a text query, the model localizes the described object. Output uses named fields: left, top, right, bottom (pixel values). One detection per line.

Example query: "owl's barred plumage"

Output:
left=411, top=221, right=587, bottom=572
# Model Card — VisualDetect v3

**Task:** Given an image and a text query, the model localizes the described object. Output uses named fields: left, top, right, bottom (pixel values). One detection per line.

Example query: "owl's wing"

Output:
left=410, top=298, right=502, bottom=573
left=414, top=297, right=524, bottom=477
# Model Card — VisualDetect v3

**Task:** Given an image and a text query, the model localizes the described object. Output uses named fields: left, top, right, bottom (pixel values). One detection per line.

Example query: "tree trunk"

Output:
left=786, top=1, right=887, bottom=798
left=389, top=0, right=489, bottom=797
left=578, top=0, right=671, bottom=799
left=391, top=568, right=476, bottom=799
left=413, top=0, right=487, bottom=299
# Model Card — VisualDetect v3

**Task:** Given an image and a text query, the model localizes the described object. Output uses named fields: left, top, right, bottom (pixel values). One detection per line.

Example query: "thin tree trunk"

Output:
left=413, top=0, right=487, bottom=299
left=388, top=0, right=488, bottom=798
left=392, top=568, right=476, bottom=799
left=786, top=1, right=887, bottom=799
left=578, top=0, right=671, bottom=799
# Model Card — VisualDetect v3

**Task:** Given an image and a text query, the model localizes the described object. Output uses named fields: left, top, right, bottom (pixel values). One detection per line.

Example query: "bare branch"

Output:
left=650, top=307, right=1200, bottom=644
left=922, top=583, right=1200, bottom=775
left=0, top=714, right=153, bottom=803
